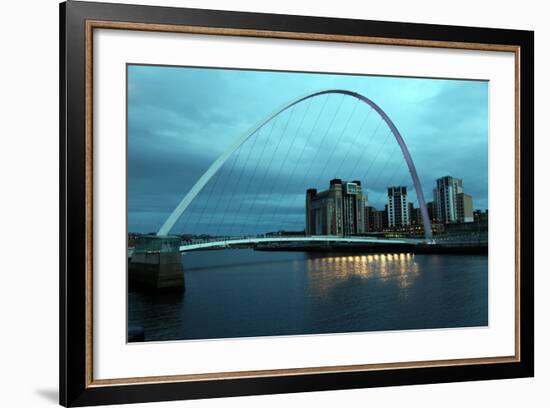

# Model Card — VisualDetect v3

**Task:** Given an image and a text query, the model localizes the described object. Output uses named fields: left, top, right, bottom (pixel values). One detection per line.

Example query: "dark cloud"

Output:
left=127, top=65, right=488, bottom=234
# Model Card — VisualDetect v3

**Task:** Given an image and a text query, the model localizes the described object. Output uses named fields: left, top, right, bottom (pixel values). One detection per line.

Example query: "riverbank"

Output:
left=254, top=242, right=487, bottom=254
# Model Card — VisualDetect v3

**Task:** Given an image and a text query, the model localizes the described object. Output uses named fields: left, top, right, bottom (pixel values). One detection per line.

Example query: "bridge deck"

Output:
left=179, top=236, right=425, bottom=252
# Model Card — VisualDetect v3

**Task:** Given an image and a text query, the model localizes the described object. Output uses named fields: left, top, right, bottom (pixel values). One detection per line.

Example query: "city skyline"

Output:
left=128, top=64, right=488, bottom=235
left=128, top=173, right=484, bottom=236
left=302, top=174, right=480, bottom=238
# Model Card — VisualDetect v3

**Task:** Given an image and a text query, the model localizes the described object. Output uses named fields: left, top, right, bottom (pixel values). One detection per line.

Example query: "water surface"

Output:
left=128, top=249, right=488, bottom=341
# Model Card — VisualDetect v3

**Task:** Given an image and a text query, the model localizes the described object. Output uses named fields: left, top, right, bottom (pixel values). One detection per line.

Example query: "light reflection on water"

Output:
left=307, top=253, right=419, bottom=300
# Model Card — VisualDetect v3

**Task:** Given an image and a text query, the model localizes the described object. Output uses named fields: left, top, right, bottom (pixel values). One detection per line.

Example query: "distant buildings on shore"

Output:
left=305, top=179, right=366, bottom=236
left=433, top=176, right=474, bottom=224
left=305, top=175, right=485, bottom=236
left=387, top=186, right=409, bottom=227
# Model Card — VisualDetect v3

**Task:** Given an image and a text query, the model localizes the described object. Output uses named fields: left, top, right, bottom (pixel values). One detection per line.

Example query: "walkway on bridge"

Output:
left=179, top=235, right=426, bottom=252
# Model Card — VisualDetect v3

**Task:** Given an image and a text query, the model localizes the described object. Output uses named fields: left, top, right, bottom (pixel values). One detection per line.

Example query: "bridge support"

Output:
left=128, top=235, right=185, bottom=293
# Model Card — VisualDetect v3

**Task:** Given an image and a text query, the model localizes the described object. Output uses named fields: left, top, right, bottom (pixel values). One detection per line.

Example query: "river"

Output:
left=128, top=249, right=488, bottom=342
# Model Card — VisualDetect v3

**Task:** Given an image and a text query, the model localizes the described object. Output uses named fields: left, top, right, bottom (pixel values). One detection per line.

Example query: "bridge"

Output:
left=130, top=89, right=438, bottom=291
left=156, top=89, right=433, bottom=242
left=179, top=235, right=426, bottom=252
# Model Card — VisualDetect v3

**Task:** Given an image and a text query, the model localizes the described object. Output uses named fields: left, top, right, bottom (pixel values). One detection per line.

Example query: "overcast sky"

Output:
left=127, top=64, right=488, bottom=235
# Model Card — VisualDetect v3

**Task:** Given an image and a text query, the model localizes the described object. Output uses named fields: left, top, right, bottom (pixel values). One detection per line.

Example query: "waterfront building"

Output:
left=364, top=206, right=376, bottom=232
left=425, top=200, right=446, bottom=234
left=433, top=176, right=474, bottom=224
left=456, top=192, right=474, bottom=223
left=374, top=210, right=385, bottom=231
left=365, top=206, right=385, bottom=232
left=305, top=179, right=366, bottom=236
left=408, top=203, right=422, bottom=226
left=387, top=186, right=410, bottom=227
left=426, top=201, right=437, bottom=223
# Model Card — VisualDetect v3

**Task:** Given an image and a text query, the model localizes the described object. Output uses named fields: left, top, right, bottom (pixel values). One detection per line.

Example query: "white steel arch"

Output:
left=157, top=90, right=433, bottom=240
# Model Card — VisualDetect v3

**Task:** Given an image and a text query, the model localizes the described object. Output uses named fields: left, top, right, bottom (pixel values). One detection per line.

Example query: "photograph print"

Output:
left=127, top=64, right=489, bottom=343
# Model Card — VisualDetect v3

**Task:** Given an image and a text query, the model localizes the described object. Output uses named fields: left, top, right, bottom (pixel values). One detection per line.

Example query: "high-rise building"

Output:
left=433, top=176, right=474, bottom=224
left=387, top=186, right=409, bottom=227
left=305, top=179, right=366, bottom=236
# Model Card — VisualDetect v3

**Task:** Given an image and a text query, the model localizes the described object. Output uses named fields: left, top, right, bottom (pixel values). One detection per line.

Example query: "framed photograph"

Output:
left=60, top=1, right=534, bottom=406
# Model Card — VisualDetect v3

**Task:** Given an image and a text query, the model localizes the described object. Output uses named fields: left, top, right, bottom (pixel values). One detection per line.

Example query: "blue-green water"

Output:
left=128, top=249, right=488, bottom=341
